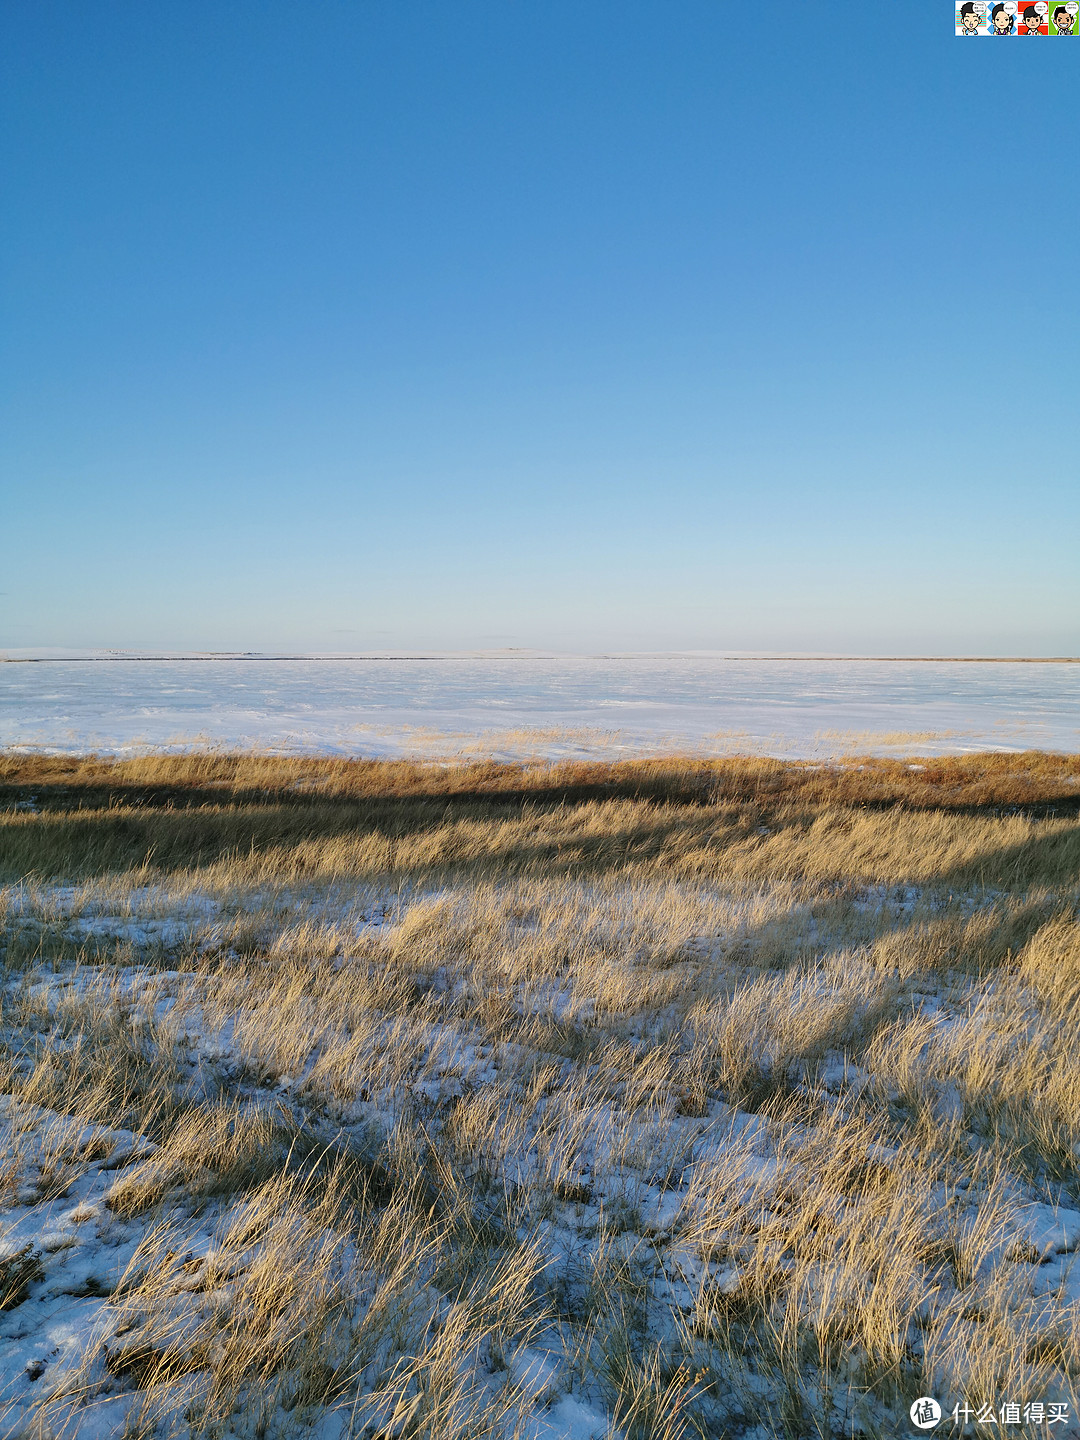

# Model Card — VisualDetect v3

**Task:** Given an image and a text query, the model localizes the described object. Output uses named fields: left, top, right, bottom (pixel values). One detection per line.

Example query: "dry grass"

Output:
left=3, top=746, right=1080, bottom=810
left=0, top=752, right=1078, bottom=1438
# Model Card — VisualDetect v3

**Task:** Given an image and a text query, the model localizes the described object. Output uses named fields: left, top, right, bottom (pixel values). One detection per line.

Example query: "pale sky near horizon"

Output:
left=3, top=2, right=1078, bottom=656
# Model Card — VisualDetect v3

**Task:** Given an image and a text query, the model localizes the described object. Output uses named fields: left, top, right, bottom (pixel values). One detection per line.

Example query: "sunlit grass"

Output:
left=1, top=752, right=1077, bottom=1437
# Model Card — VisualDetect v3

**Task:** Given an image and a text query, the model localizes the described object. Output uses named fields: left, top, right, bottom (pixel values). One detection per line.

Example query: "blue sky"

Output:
left=3, top=2, right=1078, bottom=655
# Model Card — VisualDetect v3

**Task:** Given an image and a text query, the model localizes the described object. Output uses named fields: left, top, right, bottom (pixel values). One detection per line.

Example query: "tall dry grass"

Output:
left=0, top=753, right=1077, bottom=1437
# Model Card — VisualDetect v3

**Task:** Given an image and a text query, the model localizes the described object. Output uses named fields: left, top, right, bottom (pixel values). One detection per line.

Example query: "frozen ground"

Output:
left=2, top=654, right=1079, bottom=759
left=1, top=871, right=1078, bottom=1438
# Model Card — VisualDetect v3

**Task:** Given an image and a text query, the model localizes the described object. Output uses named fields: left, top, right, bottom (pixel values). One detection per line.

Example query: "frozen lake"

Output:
left=1, top=655, right=1078, bottom=759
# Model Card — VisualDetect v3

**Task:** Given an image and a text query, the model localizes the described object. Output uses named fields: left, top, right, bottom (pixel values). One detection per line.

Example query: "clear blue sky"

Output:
left=3, top=2, right=1078, bottom=655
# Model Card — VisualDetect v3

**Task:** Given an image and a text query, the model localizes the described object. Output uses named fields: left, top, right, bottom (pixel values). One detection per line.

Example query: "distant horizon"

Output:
left=3, top=648, right=1079, bottom=664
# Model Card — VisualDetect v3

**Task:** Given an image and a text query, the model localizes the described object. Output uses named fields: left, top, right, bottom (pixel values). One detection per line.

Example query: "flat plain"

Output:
left=3, top=654, right=1079, bottom=760
left=1, top=751, right=1078, bottom=1439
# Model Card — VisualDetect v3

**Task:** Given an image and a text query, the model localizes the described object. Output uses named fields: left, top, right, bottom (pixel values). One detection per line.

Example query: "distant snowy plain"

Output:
left=2, top=654, right=1078, bottom=759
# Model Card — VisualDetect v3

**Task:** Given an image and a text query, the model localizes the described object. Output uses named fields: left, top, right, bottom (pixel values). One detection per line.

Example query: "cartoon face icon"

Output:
left=992, top=3, right=1014, bottom=28
left=1052, top=3, right=1073, bottom=27
left=1022, top=3, right=1042, bottom=25
left=960, top=1, right=982, bottom=28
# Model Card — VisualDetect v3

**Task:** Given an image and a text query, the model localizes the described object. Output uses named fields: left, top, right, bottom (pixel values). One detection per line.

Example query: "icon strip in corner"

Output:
left=956, top=0, right=1078, bottom=31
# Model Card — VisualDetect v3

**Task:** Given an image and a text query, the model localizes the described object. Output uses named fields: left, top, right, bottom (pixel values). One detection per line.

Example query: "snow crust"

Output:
left=3, top=656, right=1078, bottom=759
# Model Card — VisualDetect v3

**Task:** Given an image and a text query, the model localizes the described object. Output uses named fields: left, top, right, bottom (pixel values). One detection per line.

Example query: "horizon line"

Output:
left=3, top=650, right=1079, bottom=665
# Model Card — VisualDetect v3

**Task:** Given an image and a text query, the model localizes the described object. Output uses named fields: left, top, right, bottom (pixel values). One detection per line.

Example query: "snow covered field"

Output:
left=1, top=756, right=1078, bottom=1437
left=2, top=654, right=1079, bottom=760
